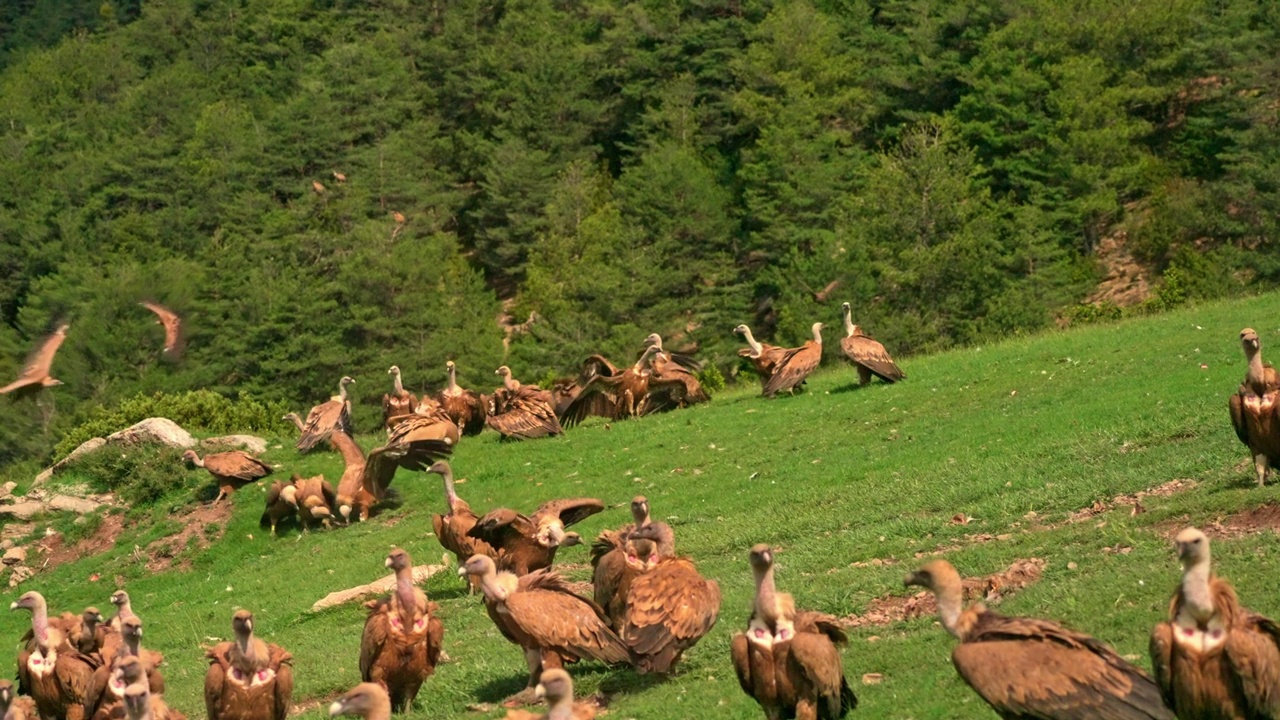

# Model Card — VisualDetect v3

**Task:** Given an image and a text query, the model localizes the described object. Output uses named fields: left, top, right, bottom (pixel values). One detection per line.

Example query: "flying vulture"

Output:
left=0, top=324, right=69, bottom=397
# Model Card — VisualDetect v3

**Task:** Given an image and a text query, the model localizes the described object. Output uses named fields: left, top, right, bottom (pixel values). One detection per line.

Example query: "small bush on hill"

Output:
left=63, top=445, right=192, bottom=506
left=697, top=364, right=726, bottom=394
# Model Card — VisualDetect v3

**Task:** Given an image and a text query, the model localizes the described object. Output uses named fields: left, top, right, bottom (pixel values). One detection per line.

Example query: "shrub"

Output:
left=697, top=363, right=726, bottom=394
left=1063, top=301, right=1123, bottom=326
left=62, top=445, right=193, bottom=506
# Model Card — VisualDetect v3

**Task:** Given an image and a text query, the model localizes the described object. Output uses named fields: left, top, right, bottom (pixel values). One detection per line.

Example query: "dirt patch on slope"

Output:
left=1068, top=479, right=1196, bottom=524
left=1085, top=230, right=1152, bottom=308
left=32, top=513, right=127, bottom=571
left=840, top=558, right=1045, bottom=629
left=1156, top=503, right=1280, bottom=541
left=143, top=502, right=232, bottom=572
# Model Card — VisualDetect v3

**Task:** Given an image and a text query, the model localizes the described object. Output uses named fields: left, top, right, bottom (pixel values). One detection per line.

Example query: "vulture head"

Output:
left=122, top=683, right=151, bottom=720
left=562, top=532, right=583, bottom=547
left=631, top=496, right=650, bottom=526
left=459, top=554, right=496, bottom=580
left=231, top=609, right=255, bottom=641
left=903, top=559, right=962, bottom=594
left=113, top=655, right=145, bottom=687
left=338, top=503, right=352, bottom=524
left=459, top=555, right=514, bottom=600
left=629, top=522, right=675, bottom=559
left=748, top=544, right=774, bottom=574
left=535, top=668, right=575, bottom=708
left=644, top=333, right=663, bottom=348
left=495, top=366, right=511, bottom=378
left=120, top=616, right=144, bottom=651
left=1240, top=328, right=1261, bottom=354
left=535, top=519, right=568, bottom=548
left=841, top=301, right=851, bottom=314
left=180, top=450, right=202, bottom=467
left=426, top=461, right=452, bottom=477
left=329, top=682, right=392, bottom=718
left=385, top=548, right=412, bottom=572
left=0, top=679, right=14, bottom=713
left=446, top=360, right=456, bottom=371
left=811, top=322, right=826, bottom=343
left=387, top=365, right=400, bottom=376
left=280, top=483, right=299, bottom=508
left=83, top=606, right=105, bottom=628
left=111, top=590, right=131, bottom=609
left=733, top=324, right=749, bottom=336
left=8, top=590, right=45, bottom=613
left=340, top=375, right=356, bottom=387
left=1176, top=527, right=1211, bottom=568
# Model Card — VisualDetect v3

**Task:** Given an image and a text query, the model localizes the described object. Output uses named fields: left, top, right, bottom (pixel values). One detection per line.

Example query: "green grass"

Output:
left=6, top=293, right=1280, bottom=719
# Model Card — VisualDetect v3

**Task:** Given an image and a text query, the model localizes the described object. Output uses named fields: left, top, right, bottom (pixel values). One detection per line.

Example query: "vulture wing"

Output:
left=590, top=531, right=629, bottom=625
left=0, top=324, right=69, bottom=395
left=787, top=630, right=857, bottom=718
left=296, top=399, right=349, bottom=453
left=386, top=414, right=460, bottom=463
left=561, top=374, right=625, bottom=428
left=269, top=646, right=293, bottom=720
left=1148, top=622, right=1176, bottom=710
left=207, top=452, right=273, bottom=482
left=955, top=612, right=1174, bottom=720
left=139, top=302, right=184, bottom=360
left=1230, top=392, right=1251, bottom=446
left=468, top=508, right=536, bottom=547
left=535, top=497, right=606, bottom=528
left=620, top=558, right=722, bottom=674
left=504, top=574, right=630, bottom=664
left=1226, top=613, right=1280, bottom=717
left=793, top=611, right=850, bottom=646
left=729, top=633, right=757, bottom=699
left=362, top=435, right=453, bottom=500
left=647, top=355, right=709, bottom=405
left=841, top=334, right=904, bottom=382
left=486, top=395, right=563, bottom=439
left=762, top=343, right=821, bottom=397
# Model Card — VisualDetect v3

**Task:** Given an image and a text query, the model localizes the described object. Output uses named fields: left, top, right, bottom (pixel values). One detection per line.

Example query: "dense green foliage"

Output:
left=1, top=0, right=1278, bottom=465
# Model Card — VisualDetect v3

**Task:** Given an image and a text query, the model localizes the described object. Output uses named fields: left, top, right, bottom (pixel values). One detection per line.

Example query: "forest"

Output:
left=0, top=0, right=1277, bottom=465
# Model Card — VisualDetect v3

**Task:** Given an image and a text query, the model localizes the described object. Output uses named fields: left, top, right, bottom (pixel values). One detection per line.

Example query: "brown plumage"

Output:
left=138, top=302, right=184, bottom=361
left=204, top=610, right=293, bottom=720
left=281, top=413, right=305, bottom=435
left=487, top=366, right=563, bottom=440
left=296, top=375, right=355, bottom=453
left=329, top=682, right=392, bottom=720
left=294, top=474, right=337, bottom=530
left=1150, top=527, right=1280, bottom=719
left=730, top=544, right=856, bottom=720
left=618, top=523, right=721, bottom=674
left=459, top=555, right=629, bottom=701
left=360, top=549, right=444, bottom=712
left=86, top=650, right=165, bottom=720
left=562, top=353, right=654, bottom=428
left=905, top=559, right=1174, bottom=720
left=761, top=323, right=824, bottom=398
left=183, top=449, right=272, bottom=503
left=641, top=335, right=710, bottom=412
left=642, top=333, right=703, bottom=373
left=503, top=669, right=596, bottom=720
left=0, top=679, right=37, bottom=720
left=108, top=591, right=138, bottom=633
left=591, top=496, right=652, bottom=628
left=839, top=303, right=903, bottom=385
left=331, top=422, right=455, bottom=524
left=122, top=681, right=185, bottom=720
left=93, top=617, right=164, bottom=695
left=0, top=324, right=69, bottom=397
left=1229, top=328, right=1280, bottom=486
left=382, top=366, right=418, bottom=430
left=436, top=360, right=487, bottom=435
left=468, top=497, right=604, bottom=576
left=734, top=324, right=789, bottom=391
left=259, top=479, right=298, bottom=536
left=68, top=607, right=107, bottom=656
left=428, top=461, right=497, bottom=593
left=10, top=591, right=99, bottom=720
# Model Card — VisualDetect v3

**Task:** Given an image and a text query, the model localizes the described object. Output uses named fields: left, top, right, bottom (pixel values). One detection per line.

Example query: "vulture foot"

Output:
left=1255, top=453, right=1270, bottom=486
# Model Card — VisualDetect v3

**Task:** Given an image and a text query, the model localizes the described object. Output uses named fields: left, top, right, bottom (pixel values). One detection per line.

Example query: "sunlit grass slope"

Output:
left=7, top=293, right=1280, bottom=719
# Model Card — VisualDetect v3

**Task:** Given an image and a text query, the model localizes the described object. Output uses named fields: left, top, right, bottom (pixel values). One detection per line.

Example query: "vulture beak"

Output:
left=903, top=571, right=923, bottom=588
left=456, top=566, right=468, bottom=578
left=328, top=699, right=346, bottom=717
left=339, top=505, right=351, bottom=523
left=385, top=556, right=394, bottom=568
left=535, top=683, right=547, bottom=700
left=7, top=601, right=18, bottom=611
left=96, top=613, right=106, bottom=623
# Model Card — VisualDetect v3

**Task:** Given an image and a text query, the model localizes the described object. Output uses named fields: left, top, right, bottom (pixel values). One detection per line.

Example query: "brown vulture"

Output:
left=182, top=449, right=273, bottom=503
left=382, top=366, right=418, bottom=430
left=259, top=479, right=299, bottom=536
left=204, top=610, right=293, bottom=720
left=591, top=496, right=652, bottom=628
left=108, top=591, right=138, bottom=633
left=139, top=302, right=185, bottom=361
left=640, top=336, right=709, bottom=412
left=296, top=375, right=355, bottom=453
left=1150, top=527, right=1280, bottom=719
left=642, top=333, right=703, bottom=372
left=487, top=367, right=564, bottom=440
left=329, top=682, right=392, bottom=720
left=67, top=607, right=107, bottom=656
left=10, top=591, right=98, bottom=720
left=86, top=655, right=158, bottom=720
left=294, top=474, right=337, bottom=530
left=617, top=523, right=721, bottom=674
left=734, top=324, right=789, bottom=392
left=0, top=679, right=36, bottom=720
left=502, top=669, right=597, bottom=719
left=0, top=323, right=69, bottom=398
left=330, top=420, right=454, bottom=524
left=562, top=352, right=655, bottom=428
left=428, top=461, right=498, bottom=593
left=121, top=680, right=185, bottom=720
left=360, top=549, right=445, bottom=713
left=904, top=559, right=1174, bottom=720
left=437, top=360, right=487, bottom=436
left=761, top=323, right=825, bottom=398
left=730, top=544, right=856, bottom=720
left=459, top=555, right=629, bottom=705
left=839, top=303, right=904, bottom=385
left=1228, top=327, right=1280, bottom=486
left=91, top=616, right=164, bottom=699
left=467, top=497, right=604, bottom=576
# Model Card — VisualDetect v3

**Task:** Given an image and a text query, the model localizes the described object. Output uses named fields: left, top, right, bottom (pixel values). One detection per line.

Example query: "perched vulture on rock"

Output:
left=503, top=669, right=596, bottom=720
left=329, top=682, right=392, bottom=720
left=183, top=450, right=272, bottom=503
left=360, top=549, right=444, bottom=712
left=1228, top=327, right=1280, bottom=486
left=139, top=302, right=184, bottom=361
left=122, top=681, right=185, bottom=720
left=731, top=544, right=856, bottom=720
left=0, top=679, right=36, bottom=720
left=839, top=303, right=903, bottom=385
left=382, top=366, right=418, bottom=430
left=331, top=421, right=454, bottom=524
left=259, top=479, right=299, bottom=536
left=204, top=610, right=293, bottom=720
left=618, top=523, right=720, bottom=674
left=487, top=367, right=563, bottom=440
left=562, top=352, right=654, bottom=428
left=459, top=555, right=629, bottom=705
left=905, top=559, right=1174, bottom=720
left=436, top=360, right=487, bottom=436
left=428, top=461, right=497, bottom=593
left=591, top=496, right=652, bottom=628
left=734, top=324, right=788, bottom=392
left=10, top=591, right=98, bottom=720
left=761, top=323, right=824, bottom=398
left=1150, top=527, right=1280, bottom=719
left=468, top=496, right=603, bottom=576
left=296, top=375, right=355, bottom=453
left=1, top=324, right=69, bottom=398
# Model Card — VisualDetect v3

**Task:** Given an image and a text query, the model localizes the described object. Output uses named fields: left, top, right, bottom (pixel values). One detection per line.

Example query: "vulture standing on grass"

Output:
left=86, top=655, right=149, bottom=720
left=642, top=333, right=702, bottom=372
left=503, top=669, right=596, bottom=720
left=68, top=607, right=107, bottom=655
left=296, top=375, right=355, bottom=453
left=1149, top=527, right=1280, bottom=719
left=295, top=474, right=337, bottom=530
left=1228, top=327, right=1280, bottom=486
left=641, top=335, right=710, bottom=411
left=618, top=522, right=721, bottom=674
left=11, top=591, right=98, bottom=720
left=382, top=366, right=418, bottom=430
left=731, top=544, right=856, bottom=720
left=109, top=591, right=138, bottom=632
left=360, top=548, right=444, bottom=712
left=329, top=683, right=392, bottom=720
left=204, top=610, right=293, bottom=720
left=839, top=303, right=904, bottom=386
left=94, top=617, right=164, bottom=696
left=459, top=555, right=629, bottom=704
left=437, top=360, right=487, bottom=435
left=562, top=352, right=655, bottom=427
left=428, top=461, right=497, bottom=593
left=0, top=679, right=36, bottom=720
left=260, top=479, right=299, bottom=535
left=139, top=302, right=185, bottom=361
left=331, top=422, right=455, bottom=524
left=122, top=681, right=185, bottom=720
left=591, top=496, right=652, bottom=628
left=182, top=449, right=273, bottom=503
left=487, top=366, right=563, bottom=440
left=762, top=323, right=825, bottom=398
left=904, top=559, right=1174, bottom=720
left=0, top=324, right=69, bottom=397
left=734, top=324, right=788, bottom=391
left=468, top=497, right=604, bottom=576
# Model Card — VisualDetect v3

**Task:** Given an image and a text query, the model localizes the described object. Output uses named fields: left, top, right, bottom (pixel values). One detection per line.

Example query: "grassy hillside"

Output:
left=7, top=292, right=1280, bottom=719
